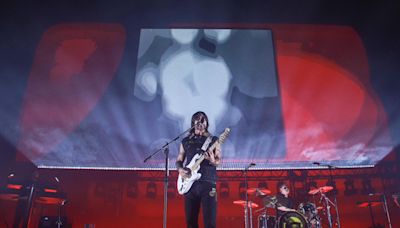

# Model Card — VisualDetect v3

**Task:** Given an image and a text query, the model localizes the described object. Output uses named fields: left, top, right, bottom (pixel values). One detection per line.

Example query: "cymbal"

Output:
left=233, top=200, right=259, bottom=208
left=263, top=195, right=277, bottom=208
left=357, top=201, right=382, bottom=208
left=308, top=186, right=334, bottom=195
left=0, top=188, right=23, bottom=202
left=36, top=197, right=65, bottom=205
left=0, top=193, right=20, bottom=201
left=247, top=188, right=272, bottom=196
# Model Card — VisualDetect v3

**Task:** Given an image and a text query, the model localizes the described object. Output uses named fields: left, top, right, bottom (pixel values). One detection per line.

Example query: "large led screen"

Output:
left=13, top=25, right=393, bottom=169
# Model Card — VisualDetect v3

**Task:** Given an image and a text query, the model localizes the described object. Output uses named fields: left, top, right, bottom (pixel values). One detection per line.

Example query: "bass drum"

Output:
left=277, top=211, right=308, bottom=228
left=258, top=213, right=276, bottom=228
left=298, top=203, right=321, bottom=228
left=298, top=202, right=317, bottom=220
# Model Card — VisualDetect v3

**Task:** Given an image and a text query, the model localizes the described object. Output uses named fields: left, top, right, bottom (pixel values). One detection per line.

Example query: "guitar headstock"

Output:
left=218, top=128, right=231, bottom=144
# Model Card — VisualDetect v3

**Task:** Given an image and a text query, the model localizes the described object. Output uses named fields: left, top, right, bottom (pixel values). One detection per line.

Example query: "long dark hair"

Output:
left=190, top=111, right=209, bottom=134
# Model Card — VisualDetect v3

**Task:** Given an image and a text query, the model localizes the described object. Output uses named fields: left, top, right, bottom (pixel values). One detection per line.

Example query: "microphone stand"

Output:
left=143, top=126, right=194, bottom=228
left=22, top=171, right=39, bottom=228
left=56, top=200, right=67, bottom=228
left=328, top=165, right=341, bottom=228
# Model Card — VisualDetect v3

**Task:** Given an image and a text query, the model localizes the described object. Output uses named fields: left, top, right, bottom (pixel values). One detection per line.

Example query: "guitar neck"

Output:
left=192, top=139, right=218, bottom=170
left=189, top=128, right=230, bottom=171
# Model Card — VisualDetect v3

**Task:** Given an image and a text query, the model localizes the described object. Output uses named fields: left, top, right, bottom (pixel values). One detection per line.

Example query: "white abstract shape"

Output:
left=171, top=29, right=198, bottom=44
left=134, top=64, right=158, bottom=101
left=204, top=29, right=231, bottom=43
left=160, top=51, right=196, bottom=122
left=160, top=50, right=232, bottom=133
left=139, top=71, right=157, bottom=95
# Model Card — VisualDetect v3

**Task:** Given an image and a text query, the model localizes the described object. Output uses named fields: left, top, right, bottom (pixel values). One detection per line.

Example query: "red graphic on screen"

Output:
left=17, top=23, right=126, bottom=161
left=271, top=24, right=390, bottom=162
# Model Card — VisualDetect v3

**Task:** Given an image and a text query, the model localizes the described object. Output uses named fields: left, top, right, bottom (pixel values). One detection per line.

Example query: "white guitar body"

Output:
left=177, top=153, right=203, bottom=195
left=177, top=128, right=230, bottom=195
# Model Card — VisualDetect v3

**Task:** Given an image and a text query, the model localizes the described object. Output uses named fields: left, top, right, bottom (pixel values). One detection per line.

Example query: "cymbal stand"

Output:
left=320, top=192, right=336, bottom=228
left=314, top=163, right=341, bottom=227
left=243, top=168, right=250, bottom=228
left=327, top=166, right=341, bottom=228
left=367, top=197, right=376, bottom=228
left=249, top=201, right=253, bottom=228
left=381, top=194, right=392, bottom=228
left=243, top=163, right=254, bottom=228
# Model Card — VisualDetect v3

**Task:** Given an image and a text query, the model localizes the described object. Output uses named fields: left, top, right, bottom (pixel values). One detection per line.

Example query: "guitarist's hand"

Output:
left=204, top=149, right=216, bottom=165
left=178, top=168, right=190, bottom=178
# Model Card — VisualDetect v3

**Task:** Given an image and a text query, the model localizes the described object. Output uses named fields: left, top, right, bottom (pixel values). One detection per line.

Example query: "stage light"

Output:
left=146, top=182, right=157, bottom=199
left=220, top=182, right=230, bottom=198
left=127, top=182, right=138, bottom=198
left=344, top=179, right=357, bottom=196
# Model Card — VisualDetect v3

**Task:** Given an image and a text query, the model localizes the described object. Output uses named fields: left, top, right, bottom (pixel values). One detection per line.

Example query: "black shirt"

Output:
left=276, top=193, right=294, bottom=217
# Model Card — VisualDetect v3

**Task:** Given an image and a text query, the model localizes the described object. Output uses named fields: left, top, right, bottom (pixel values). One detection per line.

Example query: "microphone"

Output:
left=313, top=162, right=336, bottom=169
left=245, top=163, right=256, bottom=170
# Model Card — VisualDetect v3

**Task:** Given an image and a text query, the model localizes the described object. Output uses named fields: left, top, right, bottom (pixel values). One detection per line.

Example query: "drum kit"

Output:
left=233, top=185, right=337, bottom=228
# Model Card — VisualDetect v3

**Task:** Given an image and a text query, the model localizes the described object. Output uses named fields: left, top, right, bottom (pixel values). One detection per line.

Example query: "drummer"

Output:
left=275, top=182, right=296, bottom=217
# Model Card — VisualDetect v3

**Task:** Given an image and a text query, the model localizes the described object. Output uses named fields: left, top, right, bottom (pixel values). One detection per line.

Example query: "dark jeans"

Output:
left=184, top=181, right=217, bottom=228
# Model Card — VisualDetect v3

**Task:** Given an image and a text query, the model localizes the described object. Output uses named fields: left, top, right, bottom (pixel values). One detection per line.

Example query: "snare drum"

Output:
left=277, top=211, right=307, bottom=228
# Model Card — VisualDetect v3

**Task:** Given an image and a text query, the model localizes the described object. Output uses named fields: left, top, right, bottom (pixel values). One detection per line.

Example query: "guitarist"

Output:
left=176, top=111, right=221, bottom=228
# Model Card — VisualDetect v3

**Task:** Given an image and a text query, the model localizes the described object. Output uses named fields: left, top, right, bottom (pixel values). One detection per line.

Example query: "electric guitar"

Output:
left=177, top=128, right=230, bottom=195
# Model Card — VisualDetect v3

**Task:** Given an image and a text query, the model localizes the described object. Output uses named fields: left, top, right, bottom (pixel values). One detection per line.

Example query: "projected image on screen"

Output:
left=16, top=25, right=393, bottom=170
left=133, top=29, right=285, bottom=168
